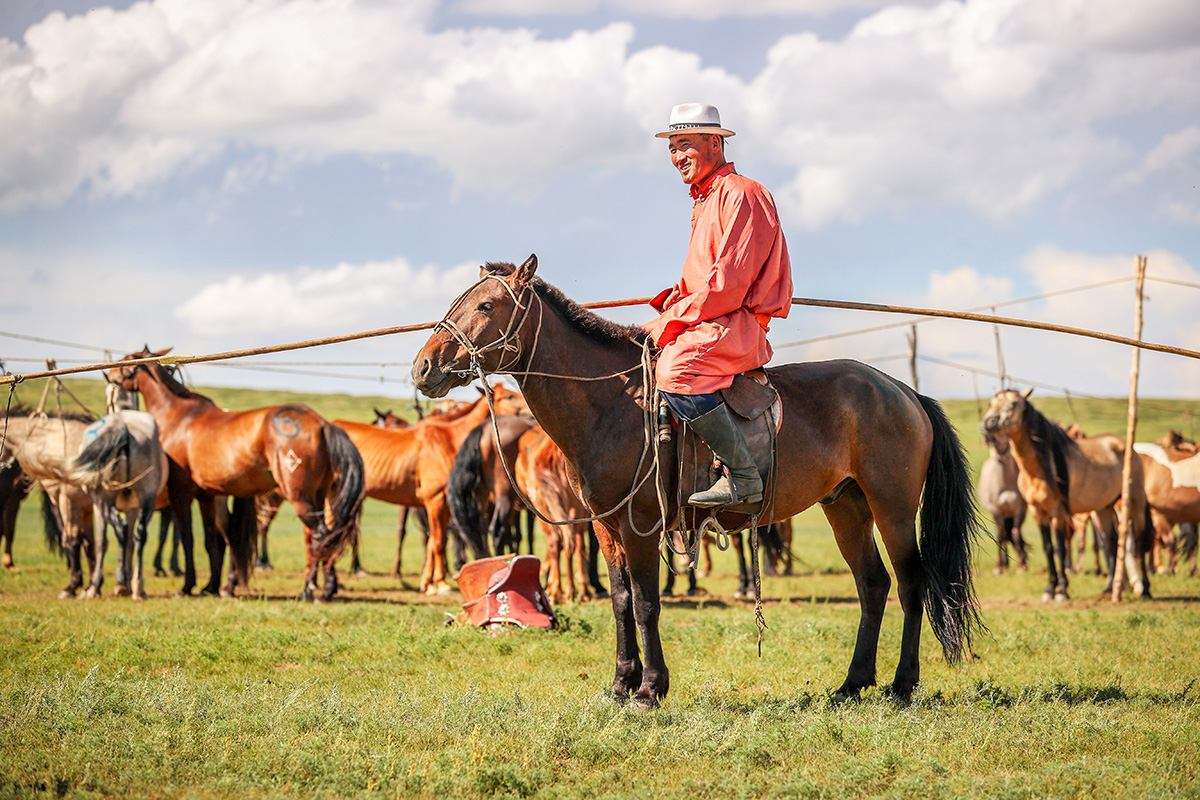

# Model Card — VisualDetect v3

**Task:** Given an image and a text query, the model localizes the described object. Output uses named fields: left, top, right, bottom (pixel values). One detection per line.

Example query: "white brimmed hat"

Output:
left=654, top=103, right=736, bottom=139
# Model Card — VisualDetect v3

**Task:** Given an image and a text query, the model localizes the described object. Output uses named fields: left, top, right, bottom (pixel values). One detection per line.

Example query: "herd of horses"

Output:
left=2, top=257, right=1197, bottom=708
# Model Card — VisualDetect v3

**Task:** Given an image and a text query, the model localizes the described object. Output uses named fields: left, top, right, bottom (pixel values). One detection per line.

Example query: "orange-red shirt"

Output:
left=646, top=163, right=792, bottom=394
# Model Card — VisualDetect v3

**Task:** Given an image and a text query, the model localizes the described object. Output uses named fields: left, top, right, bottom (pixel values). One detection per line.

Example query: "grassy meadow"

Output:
left=1, top=378, right=1199, bottom=799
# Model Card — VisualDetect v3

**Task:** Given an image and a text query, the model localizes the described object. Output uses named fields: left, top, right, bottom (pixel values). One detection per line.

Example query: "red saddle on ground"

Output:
left=456, top=554, right=556, bottom=629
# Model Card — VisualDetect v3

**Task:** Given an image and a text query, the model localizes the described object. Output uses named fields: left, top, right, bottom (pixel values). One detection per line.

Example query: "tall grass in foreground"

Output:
left=0, top=383, right=1198, bottom=798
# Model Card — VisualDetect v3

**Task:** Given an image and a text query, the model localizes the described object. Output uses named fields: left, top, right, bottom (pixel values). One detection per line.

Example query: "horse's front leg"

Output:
left=625, top=532, right=669, bottom=707
left=1051, top=516, right=1069, bottom=601
left=1037, top=520, right=1058, bottom=602
left=594, top=521, right=642, bottom=701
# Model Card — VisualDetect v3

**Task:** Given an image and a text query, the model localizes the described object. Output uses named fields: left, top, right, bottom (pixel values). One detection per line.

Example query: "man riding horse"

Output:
left=646, top=103, right=794, bottom=509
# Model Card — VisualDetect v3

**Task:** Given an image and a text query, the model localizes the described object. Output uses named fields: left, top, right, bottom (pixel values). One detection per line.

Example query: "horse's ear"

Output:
left=513, top=254, right=538, bottom=287
left=1021, top=387, right=1033, bottom=399
left=150, top=346, right=173, bottom=358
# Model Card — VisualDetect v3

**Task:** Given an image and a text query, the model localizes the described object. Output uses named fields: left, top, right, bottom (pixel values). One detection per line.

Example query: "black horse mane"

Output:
left=149, top=362, right=218, bottom=407
left=483, top=262, right=649, bottom=348
left=1020, top=398, right=1074, bottom=504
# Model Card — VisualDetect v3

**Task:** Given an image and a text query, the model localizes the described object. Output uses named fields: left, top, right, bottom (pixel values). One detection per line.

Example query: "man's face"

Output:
left=668, top=133, right=724, bottom=185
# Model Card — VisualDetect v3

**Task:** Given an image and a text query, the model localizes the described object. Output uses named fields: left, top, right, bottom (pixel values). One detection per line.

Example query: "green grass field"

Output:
left=1, top=379, right=1198, bottom=799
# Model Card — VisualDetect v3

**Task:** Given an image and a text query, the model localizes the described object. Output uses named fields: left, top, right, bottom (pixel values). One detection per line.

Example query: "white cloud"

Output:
left=175, top=257, right=481, bottom=335
left=448, top=0, right=927, bottom=18
left=0, top=0, right=1198, bottom=229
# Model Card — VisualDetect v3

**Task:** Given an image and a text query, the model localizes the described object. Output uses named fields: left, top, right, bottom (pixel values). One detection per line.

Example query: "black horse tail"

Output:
left=73, top=420, right=130, bottom=491
left=41, top=491, right=65, bottom=557
left=917, top=393, right=987, bottom=664
left=225, top=495, right=259, bottom=588
left=309, top=423, right=366, bottom=563
left=446, top=424, right=490, bottom=559
left=1180, top=522, right=1198, bottom=562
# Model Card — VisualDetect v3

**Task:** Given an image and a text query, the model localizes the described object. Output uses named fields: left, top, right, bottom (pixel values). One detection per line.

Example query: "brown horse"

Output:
left=1135, top=431, right=1200, bottom=575
left=331, top=384, right=526, bottom=594
left=111, top=349, right=365, bottom=601
left=981, top=389, right=1151, bottom=601
left=446, top=414, right=539, bottom=559
left=412, top=256, right=983, bottom=706
left=512, top=423, right=592, bottom=604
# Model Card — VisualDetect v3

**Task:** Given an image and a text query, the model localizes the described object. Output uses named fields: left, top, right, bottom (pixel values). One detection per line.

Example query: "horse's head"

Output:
left=980, top=388, right=1032, bottom=436
left=107, top=346, right=172, bottom=392
left=412, top=255, right=538, bottom=398
left=983, top=430, right=1011, bottom=455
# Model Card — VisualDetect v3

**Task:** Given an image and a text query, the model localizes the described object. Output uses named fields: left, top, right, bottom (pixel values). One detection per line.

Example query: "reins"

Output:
left=440, top=275, right=665, bottom=531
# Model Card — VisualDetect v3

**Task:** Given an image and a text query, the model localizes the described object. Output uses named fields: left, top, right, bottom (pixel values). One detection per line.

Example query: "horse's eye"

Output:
left=478, top=301, right=494, bottom=313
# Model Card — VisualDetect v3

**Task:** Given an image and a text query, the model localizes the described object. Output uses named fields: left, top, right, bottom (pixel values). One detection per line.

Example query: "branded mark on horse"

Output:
left=413, top=256, right=984, bottom=706
left=111, top=349, right=365, bottom=601
left=981, top=389, right=1151, bottom=601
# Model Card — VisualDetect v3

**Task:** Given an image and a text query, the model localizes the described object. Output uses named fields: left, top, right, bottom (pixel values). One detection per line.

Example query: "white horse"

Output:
left=46, top=411, right=168, bottom=599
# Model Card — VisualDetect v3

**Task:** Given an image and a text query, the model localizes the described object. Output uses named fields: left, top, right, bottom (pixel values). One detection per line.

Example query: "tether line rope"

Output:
left=3, top=296, right=1198, bottom=387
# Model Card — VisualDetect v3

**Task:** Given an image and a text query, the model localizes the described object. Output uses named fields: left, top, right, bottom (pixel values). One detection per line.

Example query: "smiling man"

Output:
left=646, top=103, right=793, bottom=509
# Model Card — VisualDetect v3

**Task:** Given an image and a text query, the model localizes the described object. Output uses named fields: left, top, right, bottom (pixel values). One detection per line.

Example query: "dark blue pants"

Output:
left=660, top=391, right=722, bottom=422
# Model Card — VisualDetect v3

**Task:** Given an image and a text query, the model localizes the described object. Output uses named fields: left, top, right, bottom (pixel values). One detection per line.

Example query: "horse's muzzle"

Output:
left=411, top=355, right=455, bottom=398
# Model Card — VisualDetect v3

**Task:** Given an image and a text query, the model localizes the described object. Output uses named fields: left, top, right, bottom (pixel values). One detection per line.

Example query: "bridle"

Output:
left=432, top=274, right=533, bottom=382
left=430, top=273, right=668, bottom=535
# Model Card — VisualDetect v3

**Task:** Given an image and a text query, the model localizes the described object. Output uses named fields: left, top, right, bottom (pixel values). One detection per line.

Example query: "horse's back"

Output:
left=768, top=359, right=930, bottom=439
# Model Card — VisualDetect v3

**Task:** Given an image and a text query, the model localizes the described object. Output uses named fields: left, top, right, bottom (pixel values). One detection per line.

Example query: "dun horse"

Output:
left=111, top=350, right=365, bottom=601
left=978, top=432, right=1028, bottom=573
left=413, top=256, right=983, bottom=706
left=981, top=389, right=1151, bottom=600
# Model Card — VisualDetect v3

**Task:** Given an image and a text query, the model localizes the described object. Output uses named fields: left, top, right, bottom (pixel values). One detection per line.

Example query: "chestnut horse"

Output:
left=331, top=385, right=527, bottom=594
left=513, top=423, right=592, bottom=604
left=981, top=389, right=1151, bottom=601
left=111, top=350, right=365, bottom=601
left=446, top=415, right=538, bottom=559
left=412, top=256, right=983, bottom=706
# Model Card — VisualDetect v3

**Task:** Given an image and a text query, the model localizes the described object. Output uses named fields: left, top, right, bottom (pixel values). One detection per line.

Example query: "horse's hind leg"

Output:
left=131, top=501, right=152, bottom=600
left=1037, top=521, right=1059, bottom=601
left=994, top=514, right=1010, bottom=573
left=83, top=505, right=114, bottom=600
left=822, top=485, right=891, bottom=700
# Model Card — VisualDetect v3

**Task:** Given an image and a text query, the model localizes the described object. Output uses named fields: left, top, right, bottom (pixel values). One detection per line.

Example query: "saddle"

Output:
left=669, top=370, right=781, bottom=533
left=455, top=554, right=556, bottom=630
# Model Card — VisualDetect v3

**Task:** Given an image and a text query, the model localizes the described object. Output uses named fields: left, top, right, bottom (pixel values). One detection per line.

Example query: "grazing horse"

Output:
left=111, top=350, right=365, bottom=601
left=1135, top=431, right=1200, bottom=575
left=978, top=432, right=1028, bottom=573
left=981, top=389, right=1151, bottom=601
left=42, top=412, right=169, bottom=599
left=330, top=385, right=526, bottom=594
left=446, top=415, right=539, bottom=560
left=412, top=256, right=983, bottom=706
left=2, top=406, right=100, bottom=596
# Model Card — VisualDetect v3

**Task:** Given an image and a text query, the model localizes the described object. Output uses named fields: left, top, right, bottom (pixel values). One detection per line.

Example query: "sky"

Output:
left=1, top=0, right=1198, bottom=410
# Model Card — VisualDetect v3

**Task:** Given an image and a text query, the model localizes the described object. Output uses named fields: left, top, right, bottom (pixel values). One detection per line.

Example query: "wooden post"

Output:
left=1112, top=254, right=1147, bottom=602
left=906, top=325, right=918, bottom=391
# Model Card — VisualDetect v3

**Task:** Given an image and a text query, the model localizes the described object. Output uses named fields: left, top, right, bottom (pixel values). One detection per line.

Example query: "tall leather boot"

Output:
left=686, top=403, right=763, bottom=508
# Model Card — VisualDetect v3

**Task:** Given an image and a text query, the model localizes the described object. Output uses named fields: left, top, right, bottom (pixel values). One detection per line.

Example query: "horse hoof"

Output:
left=659, top=589, right=673, bottom=598
left=176, top=588, right=195, bottom=598
left=631, top=695, right=660, bottom=712
left=114, top=585, right=132, bottom=598
left=134, top=591, right=148, bottom=601
left=58, top=590, right=76, bottom=600
left=437, top=583, right=453, bottom=596
left=1054, top=592, right=1069, bottom=602
left=82, top=589, right=100, bottom=601
left=1041, top=591, right=1054, bottom=602
left=355, top=568, right=369, bottom=577
left=154, top=569, right=167, bottom=578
